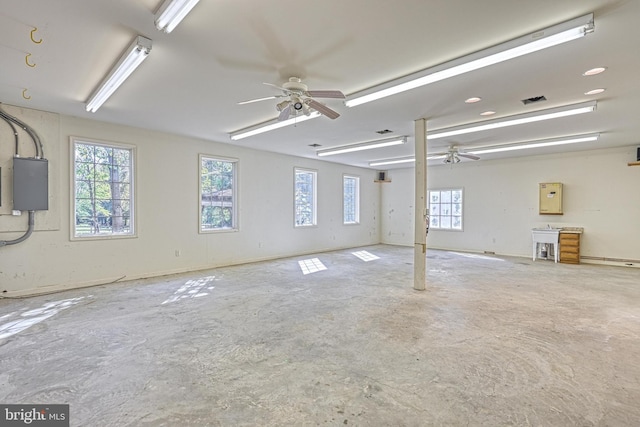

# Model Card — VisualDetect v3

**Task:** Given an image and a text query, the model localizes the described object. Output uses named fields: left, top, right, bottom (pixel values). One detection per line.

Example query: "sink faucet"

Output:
left=547, top=224, right=551, bottom=229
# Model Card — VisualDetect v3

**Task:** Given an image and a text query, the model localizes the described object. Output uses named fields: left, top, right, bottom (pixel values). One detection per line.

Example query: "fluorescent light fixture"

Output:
left=468, top=133, right=600, bottom=155
left=155, top=0, right=200, bottom=33
left=230, top=112, right=321, bottom=141
left=369, top=156, right=416, bottom=167
left=345, top=14, right=594, bottom=107
left=428, top=101, right=596, bottom=140
left=317, top=136, right=407, bottom=157
left=85, top=36, right=152, bottom=113
left=368, top=133, right=600, bottom=167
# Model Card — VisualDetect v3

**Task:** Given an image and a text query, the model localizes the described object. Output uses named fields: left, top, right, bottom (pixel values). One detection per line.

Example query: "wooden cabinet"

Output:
left=559, top=232, right=581, bottom=264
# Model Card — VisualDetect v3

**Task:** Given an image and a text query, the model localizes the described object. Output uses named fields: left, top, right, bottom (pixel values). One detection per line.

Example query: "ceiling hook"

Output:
left=22, top=89, right=31, bottom=100
left=30, top=27, right=42, bottom=44
left=25, top=53, right=36, bottom=67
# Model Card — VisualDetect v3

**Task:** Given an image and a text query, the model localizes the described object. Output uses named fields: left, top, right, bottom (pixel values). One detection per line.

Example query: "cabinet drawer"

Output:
left=560, top=254, right=580, bottom=264
left=560, top=234, right=580, bottom=242
left=561, top=246, right=579, bottom=254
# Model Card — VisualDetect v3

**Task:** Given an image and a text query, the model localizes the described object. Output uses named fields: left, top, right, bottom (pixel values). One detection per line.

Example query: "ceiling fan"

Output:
left=431, top=146, right=481, bottom=164
left=238, top=77, right=345, bottom=121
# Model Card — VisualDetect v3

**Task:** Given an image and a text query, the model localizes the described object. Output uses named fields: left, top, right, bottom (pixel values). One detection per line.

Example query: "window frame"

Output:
left=294, top=167, right=317, bottom=228
left=343, top=174, right=360, bottom=225
left=199, top=154, right=239, bottom=234
left=70, top=137, right=136, bottom=241
left=428, top=187, right=464, bottom=231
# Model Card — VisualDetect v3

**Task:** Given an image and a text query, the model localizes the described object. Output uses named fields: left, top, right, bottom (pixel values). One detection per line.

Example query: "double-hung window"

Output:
left=200, top=155, right=238, bottom=232
left=343, top=175, right=360, bottom=224
left=294, top=168, right=317, bottom=227
left=428, top=188, right=463, bottom=230
left=72, top=138, right=135, bottom=238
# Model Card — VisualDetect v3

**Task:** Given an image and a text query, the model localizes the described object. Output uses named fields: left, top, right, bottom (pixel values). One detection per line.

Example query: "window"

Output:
left=72, top=138, right=134, bottom=238
left=294, top=168, right=317, bottom=227
left=200, top=155, right=238, bottom=232
left=343, top=175, right=360, bottom=224
left=428, top=188, right=463, bottom=230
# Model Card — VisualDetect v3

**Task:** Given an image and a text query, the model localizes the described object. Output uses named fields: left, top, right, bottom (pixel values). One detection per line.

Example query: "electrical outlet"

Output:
left=175, top=250, right=181, bottom=257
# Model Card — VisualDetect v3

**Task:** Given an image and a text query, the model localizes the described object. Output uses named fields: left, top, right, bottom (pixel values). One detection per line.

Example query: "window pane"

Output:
left=73, top=141, right=134, bottom=238
left=343, top=176, right=359, bottom=224
left=201, top=157, right=237, bottom=231
left=295, top=169, right=316, bottom=226
left=428, top=189, right=463, bottom=231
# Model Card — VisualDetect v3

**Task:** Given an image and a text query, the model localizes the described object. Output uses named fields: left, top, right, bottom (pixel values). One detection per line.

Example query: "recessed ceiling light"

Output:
left=480, top=111, right=496, bottom=116
left=465, top=97, right=482, bottom=103
left=584, top=88, right=605, bottom=95
left=583, top=67, right=606, bottom=76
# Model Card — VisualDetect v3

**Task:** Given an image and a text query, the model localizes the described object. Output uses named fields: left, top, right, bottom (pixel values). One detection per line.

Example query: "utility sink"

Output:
left=532, top=228, right=561, bottom=262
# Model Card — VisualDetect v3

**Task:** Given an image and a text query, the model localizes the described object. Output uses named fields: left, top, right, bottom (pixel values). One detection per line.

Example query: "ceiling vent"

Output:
left=376, top=129, right=392, bottom=134
left=522, top=95, right=547, bottom=105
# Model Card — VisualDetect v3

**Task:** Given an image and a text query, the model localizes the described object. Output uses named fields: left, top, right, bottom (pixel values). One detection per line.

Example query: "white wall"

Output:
left=0, top=105, right=380, bottom=295
left=381, top=146, right=640, bottom=264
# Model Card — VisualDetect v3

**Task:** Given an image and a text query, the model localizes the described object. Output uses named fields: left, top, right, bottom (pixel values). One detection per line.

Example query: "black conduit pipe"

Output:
left=0, top=104, right=43, bottom=158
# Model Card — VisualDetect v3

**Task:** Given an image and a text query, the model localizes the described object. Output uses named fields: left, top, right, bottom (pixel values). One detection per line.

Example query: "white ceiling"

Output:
left=1, top=0, right=638, bottom=169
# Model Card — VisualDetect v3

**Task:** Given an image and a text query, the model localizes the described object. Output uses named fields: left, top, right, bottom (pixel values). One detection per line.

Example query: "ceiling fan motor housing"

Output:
left=282, top=77, right=308, bottom=94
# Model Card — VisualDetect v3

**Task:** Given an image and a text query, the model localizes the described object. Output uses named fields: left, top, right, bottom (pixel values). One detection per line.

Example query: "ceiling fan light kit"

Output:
left=345, top=13, right=594, bottom=107
left=85, top=36, right=152, bottom=113
left=155, top=0, right=200, bottom=33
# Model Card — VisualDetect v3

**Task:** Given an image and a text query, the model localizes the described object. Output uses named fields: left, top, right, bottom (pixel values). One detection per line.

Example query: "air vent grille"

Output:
left=522, top=95, right=547, bottom=105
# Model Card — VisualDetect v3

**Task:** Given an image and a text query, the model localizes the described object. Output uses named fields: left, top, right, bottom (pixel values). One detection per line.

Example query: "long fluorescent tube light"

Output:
left=468, top=134, right=600, bottom=155
left=428, top=101, right=596, bottom=140
left=155, top=0, right=200, bottom=33
left=86, top=36, right=152, bottom=113
left=317, top=136, right=407, bottom=157
left=230, top=112, right=321, bottom=141
left=369, top=156, right=416, bottom=167
left=368, top=133, right=600, bottom=167
left=345, top=14, right=594, bottom=107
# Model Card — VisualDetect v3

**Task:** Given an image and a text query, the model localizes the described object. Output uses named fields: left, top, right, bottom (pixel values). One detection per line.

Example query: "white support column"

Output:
left=414, top=118, right=427, bottom=291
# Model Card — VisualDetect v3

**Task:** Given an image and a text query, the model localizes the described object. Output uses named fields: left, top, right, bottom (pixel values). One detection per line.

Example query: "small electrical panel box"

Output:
left=539, top=182, right=563, bottom=215
left=13, top=157, right=49, bottom=211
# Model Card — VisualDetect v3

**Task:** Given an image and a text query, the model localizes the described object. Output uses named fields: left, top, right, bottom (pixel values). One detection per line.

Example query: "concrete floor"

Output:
left=1, top=245, right=639, bottom=426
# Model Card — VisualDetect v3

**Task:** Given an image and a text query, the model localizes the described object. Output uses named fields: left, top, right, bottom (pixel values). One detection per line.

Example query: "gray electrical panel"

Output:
left=13, top=157, right=49, bottom=211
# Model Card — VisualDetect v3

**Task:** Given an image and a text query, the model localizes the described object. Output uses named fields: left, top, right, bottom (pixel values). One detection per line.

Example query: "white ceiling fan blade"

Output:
left=278, top=104, right=292, bottom=121
left=238, top=95, right=279, bottom=105
left=307, top=99, right=340, bottom=120
left=428, top=151, right=449, bottom=157
left=306, top=90, right=345, bottom=99
left=459, top=153, right=481, bottom=160
left=263, top=82, right=289, bottom=92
